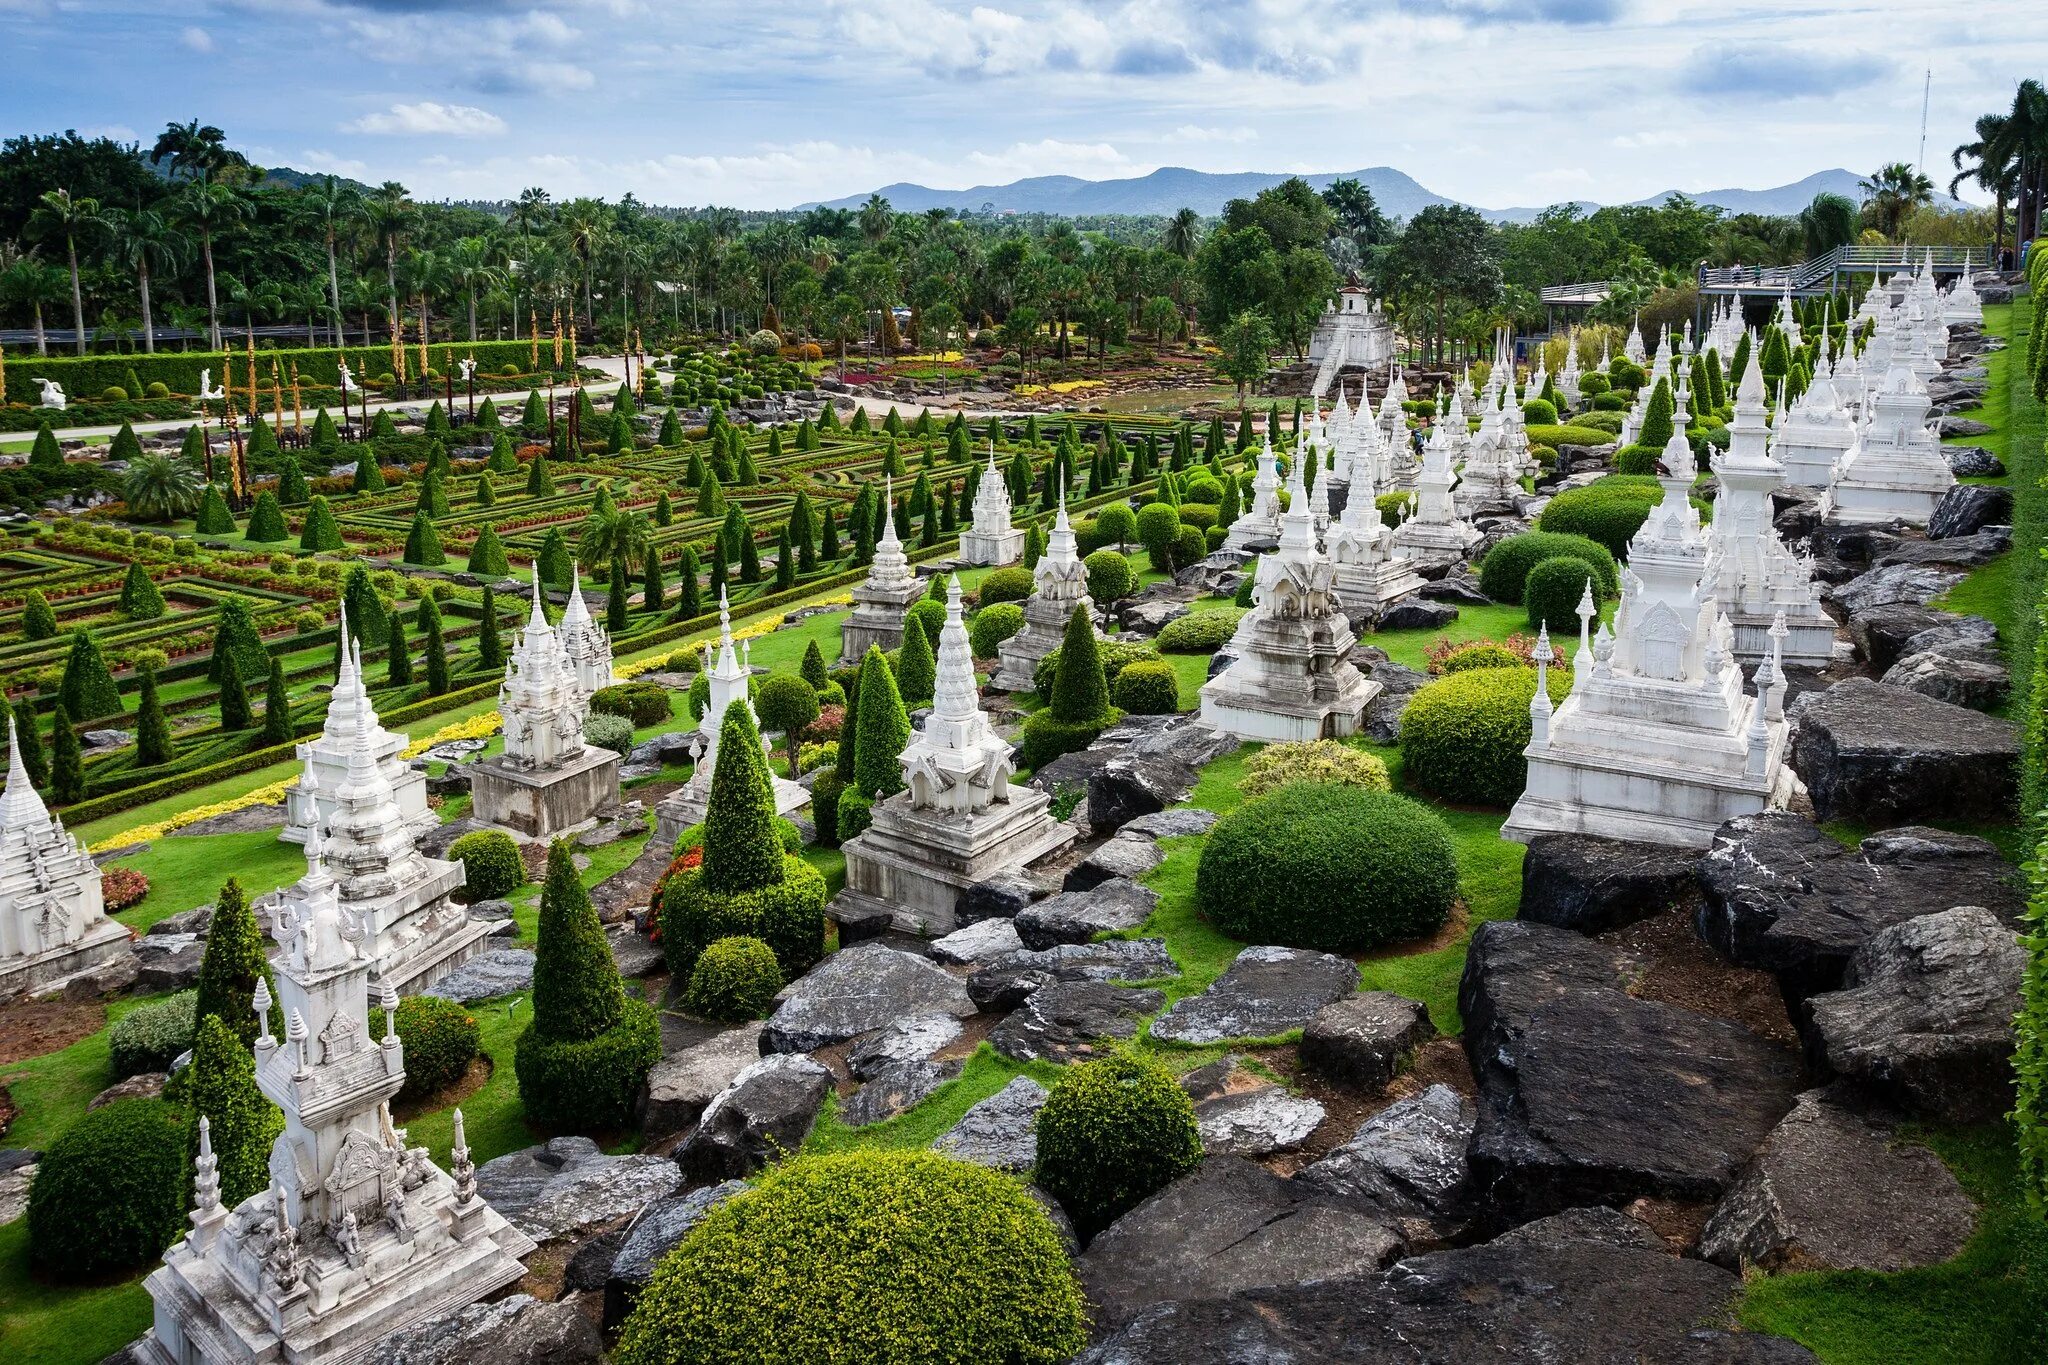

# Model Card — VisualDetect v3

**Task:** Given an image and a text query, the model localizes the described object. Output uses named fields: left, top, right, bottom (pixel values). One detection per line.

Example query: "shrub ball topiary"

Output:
left=28, top=1098, right=188, bottom=1280
left=379, top=995, right=482, bottom=1104
left=1400, top=665, right=1568, bottom=807
left=905, top=596, right=948, bottom=650
left=449, top=829, right=525, bottom=901
left=1613, top=443, right=1662, bottom=477
left=1196, top=782, right=1458, bottom=952
left=1112, top=658, right=1180, bottom=715
left=1034, top=1050, right=1203, bottom=1241
left=1477, top=531, right=1618, bottom=605
left=1537, top=477, right=1676, bottom=559
left=1436, top=640, right=1529, bottom=674
left=615, top=1149, right=1087, bottom=1365
left=591, top=681, right=675, bottom=727
left=108, top=990, right=196, bottom=1078
left=968, top=601, right=1025, bottom=658
left=683, top=935, right=784, bottom=1021
left=1031, top=638, right=1160, bottom=706
left=1240, top=740, right=1391, bottom=798
left=662, top=844, right=828, bottom=982
left=1524, top=556, right=1595, bottom=634
left=977, top=566, right=1036, bottom=606
left=1156, top=607, right=1244, bottom=653
left=514, top=1000, right=662, bottom=1130
left=584, top=711, right=634, bottom=757
left=1521, top=397, right=1559, bottom=425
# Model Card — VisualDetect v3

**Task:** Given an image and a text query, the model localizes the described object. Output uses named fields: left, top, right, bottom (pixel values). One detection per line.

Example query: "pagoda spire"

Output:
left=0, top=714, right=50, bottom=829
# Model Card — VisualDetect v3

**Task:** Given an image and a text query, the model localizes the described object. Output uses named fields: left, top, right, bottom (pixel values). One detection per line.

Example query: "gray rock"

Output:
left=1847, top=602, right=1964, bottom=672
left=1079, top=1157, right=1403, bottom=1326
left=1460, top=919, right=1803, bottom=1221
left=0, top=1157, right=37, bottom=1227
left=1700, top=1090, right=1976, bottom=1273
left=1927, top=483, right=2013, bottom=538
left=1195, top=1086, right=1326, bottom=1156
left=601, top=1181, right=749, bottom=1328
left=1298, top=1084, right=1475, bottom=1229
left=1517, top=833, right=1701, bottom=934
left=931, top=1076, right=1048, bottom=1172
left=954, top=870, right=1045, bottom=924
left=1937, top=416, right=1993, bottom=438
left=1419, top=572, right=1490, bottom=605
left=761, top=943, right=973, bottom=1053
left=146, top=904, right=213, bottom=937
left=1119, top=807, right=1218, bottom=839
left=1802, top=906, right=2026, bottom=1123
left=130, top=933, right=204, bottom=993
left=1015, top=877, right=1160, bottom=950
left=560, top=1226, right=626, bottom=1293
left=1881, top=646, right=2010, bottom=710
left=83, top=729, right=133, bottom=750
left=967, top=937, right=1180, bottom=1010
left=62, top=953, right=138, bottom=1001
left=1875, top=527, right=2011, bottom=568
left=1696, top=813, right=2022, bottom=1002
left=364, top=1294, right=601, bottom=1365
left=990, top=980, right=1164, bottom=1064
left=1491, top=1204, right=1665, bottom=1252
left=423, top=948, right=535, bottom=1004
left=1943, top=444, right=2005, bottom=479
left=847, top=1013, right=964, bottom=1079
left=1826, top=562, right=1966, bottom=615
left=1299, top=992, right=1436, bottom=1091
left=1084, top=714, right=1239, bottom=834
left=606, top=923, right=665, bottom=978
left=677, top=1053, right=831, bottom=1181
left=928, top=917, right=1022, bottom=964
left=475, top=1137, right=682, bottom=1241
left=839, top=1058, right=962, bottom=1126
left=465, top=898, right=514, bottom=922
left=638, top=1021, right=765, bottom=1142
left=1063, top=834, right=1165, bottom=892
left=1903, top=614, right=1999, bottom=657
left=627, top=731, right=696, bottom=767
left=1361, top=658, right=1431, bottom=743
left=1376, top=597, right=1458, bottom=631
left=1789, top=678, right=2016, bottom=825
left=1150, top=945, right=1359, bottom=1046
left=88, top=1073, right=166, bottom=1110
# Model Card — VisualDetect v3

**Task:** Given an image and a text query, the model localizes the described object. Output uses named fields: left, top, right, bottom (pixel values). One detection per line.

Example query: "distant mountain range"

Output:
left=802, top=166, right=1889, bottom=223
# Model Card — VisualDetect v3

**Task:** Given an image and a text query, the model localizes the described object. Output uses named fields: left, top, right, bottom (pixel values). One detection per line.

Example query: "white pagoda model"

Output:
left=1818, top=358, right=1954, bottom=527
left=834, top=577, right=1074, bottom=937
left=959, top=446, right=1024, bottom=566
left=1703, top=365, right=1836, bottom=666
left=265, top=707, right=489, bottom=995
left=993, top=478, right=1094, bottom=691
left=1389, top=423, right=1482, bottom=570
left=1201, top=457, right=1379, bottom=743
left=282, top=606, right=434, bottom=848
left=139, top=833, right=534, bottom=1365
left=0, top=718, right=128, bottom=999
left=655, top=589, right=808, bottom=842
left=469, top=573, right=621, bottom=839
left=1774, top=359, right=1861, bottom=489
left=1503, top=404, right=1794, bottom=850
left=1943, top=256, right=1984, bottom=327
left=556, top=566, right=618, bottom=696
left=839, top=475, right=926, bottom=664
left=1326, top=432, right=1425, bottom=613
left=1222, top=436, right=1285, bottom=551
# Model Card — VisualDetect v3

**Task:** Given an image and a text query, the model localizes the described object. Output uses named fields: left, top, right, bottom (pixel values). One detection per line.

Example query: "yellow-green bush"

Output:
left=1240, top=740, right=1390, bottom=798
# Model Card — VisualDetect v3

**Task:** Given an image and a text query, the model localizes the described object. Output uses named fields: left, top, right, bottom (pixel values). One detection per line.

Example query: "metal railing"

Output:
left=1540, top=244, right=1983, bottom=307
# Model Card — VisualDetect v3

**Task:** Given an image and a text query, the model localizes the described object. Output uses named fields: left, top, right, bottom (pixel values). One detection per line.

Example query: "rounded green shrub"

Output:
left=661, top=855, right=828, bottom=980
left=968, top=601, right=1025, bottom=658
left=977, top=566, right=1035, bottom=606
left=1156, top=608, right=1243, bottom=653
left=683, top=935, right=783, bottom=1021
left=1525, top=556, right=1595, bottom=634
left=1400, top=665, right=1566, bottom=807
left=1196, top=782, right=1457, bottom=951
left=1034, top=1050, right=1202, bottom=1241
left=1439, top=641, right=1526, bottom=673
left=1537, top=477, right=1674, bottom=559
left=1477, top=531, right=1617, bottom=604
left=1524, top=423, right=1620, bottom=449
left=1521, top=398, right=1558, bottom=425
left=615, top=1149, right=1087, bottom=1365
left=1031, top=639, right=1160, bottom=706
left=1111, top=658, right=1180, bottom=715
left=28, top=1099, right=187, bottom=1280
left=382, top=995, right=482, bottom=1103
left=1240, top=740, right=1390, bottom=798
left=905, top=597, right=947, bottom=648
left=591, top=681, right=675, bottom=727
left=449, top=829, right=525, bottom=901
left=1613, top=443, right=1662, bottom=476
left=108, top=991, right=196, bottom=1078
left=513, top=999, right=661, bottom=1130
left=1176, top=503, right=1219, bottom=531
left=585, top=711, right=634, bottom=757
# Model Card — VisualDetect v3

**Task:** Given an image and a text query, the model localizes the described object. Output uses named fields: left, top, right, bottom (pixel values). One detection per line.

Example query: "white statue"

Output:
left=336, top=360, right=355, bottom=395
left=198, top=369, right=224, bottom=402
left=458, top=357, right=476, bottom=383
left=35, top=379, right=66, bottom=411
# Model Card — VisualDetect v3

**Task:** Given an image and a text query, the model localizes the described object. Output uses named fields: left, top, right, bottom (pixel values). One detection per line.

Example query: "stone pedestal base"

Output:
left=831, top=790, right=1075, bottom=937
left=384, top=914, right=496, bottom=998
left=1332, top=558, right=1427, bottom=613
left=469, top=746, right=622, bottom=841
left=1390, top=521, right=1482, bottom=571
left=1199, top=676, right=1380, bottom=743
left=959, top=526, right=1024, bottom=566
left=993, top=590, right=1093, bottom=691
left=1819, top=484, right=1949, bottom=529
left=653, top=772, right=810, bottom=850
left=1503, top=727, right=1796, bottom=851
left=0, top=916, right=131, bottom=1001
left=839, top=579, right=926, bottom=665
left=1729, top=611, right=1838, bottom=668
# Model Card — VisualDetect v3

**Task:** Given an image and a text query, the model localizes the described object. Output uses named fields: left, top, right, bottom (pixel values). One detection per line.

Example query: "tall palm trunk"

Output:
left=137, top=261, right=155, bottom=353
left=468, top=287, right=479, bottom=342
left=65, top=233, right=85, bottom=354
left=326, top=232, right=343, bottom=346
left=31, top=300, right=47, bottom=356
left=202, top=228, right=222, bottom=351
left=384, top=238, right=401, bottom=352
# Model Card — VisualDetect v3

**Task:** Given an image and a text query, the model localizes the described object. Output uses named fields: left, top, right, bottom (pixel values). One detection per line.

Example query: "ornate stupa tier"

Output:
left=960, top=445, right=1024, bottom=567
left=841, top=473, right=928, bottom=664
left=656, top=589, right=807, bottom=839
left=284, top=606, right=435, bottom=848
left=1389, top=423, right=1482, bottom=570
left=1327, top=438, right=1425, bottom=613
left=1222, top=436, right=1286, bottom=552
left=1818, top=358, right=1953, bottom=527
left=558, top=565, right=618, bottom=696
left=994, top=477, right=1094, bottom=692
left=0, top=717, right=127, bottom=998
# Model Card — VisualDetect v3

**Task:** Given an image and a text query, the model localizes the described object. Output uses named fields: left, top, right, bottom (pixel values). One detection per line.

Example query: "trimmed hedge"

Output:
left=1525, top=422, right=1619, bottom=449
left=1537, top=476, right=1676, bottom=559
left=1240, top=740, right=1390, bottom=798
left=1477, top=531, right=1617, bottom=605
left=1196, top=782, right=1458, bottom=952
left=1035, top=1050, right=1202, bottom=1241
left=449, top=829, right=525, bottom=901
left=1156, top=608, right=1244, bottom=652
left=383, top=995, right=482, bottom=1104
left=1401, top=665, right=1568, bottom=806
left=1525, top=556, right=1595, bottom=634
left=968, top=601, right=1025, bottom=658
left=615, top=1150, right=1087, bottom=1365
left=584, top=711, right=634, bottom=757
left=513, top=999, right=661, bottom=1130
left=1031, top=638, right=1161, bottom=705
left=11, top=339, right=546, bottom=399
left=1111, top=658, right=1180, bottom=715
left=661, top=854, right=829, bottom=981
left=28, top=1098, right=188, bottom=1280
left=591, top=680, right=675, bottom=727
left=976, top=566, right=1036, bottom=606
left=683, top=935, right=784, bottom=1021
left=108, top=990, right=197, bottom=1079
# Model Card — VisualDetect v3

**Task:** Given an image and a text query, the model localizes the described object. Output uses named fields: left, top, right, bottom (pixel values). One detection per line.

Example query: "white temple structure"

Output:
left=1327, top=433, right=1426, bottom=613
left=1944, top=256, right=1984, bottom=327
left=1555, top=335, right=1583, bottom=407
left=0, top=718, right=128, bottom=999
left=839, top=475, right=926, bottom=664
left=1307, top=287, right=1397, bottom=398
left=139, top=832, right=533, bottom=1365
left=556, top=566, right=618, bottom=696
left=958, top=446, right=1024, bottom=567
left=1773, top=357, right=1861, bottom=489
left=994, top=478, right=1094, bottom=691
left=655, top=588, right=809, bottom=840
left=1200, top=457, right=1378, bottom=743
left=469, top=572, right=621, bottom=839
left=1502, top=402, right=1794, bottom=850
left=1459, top=382, right=1534, bottom=514
left=1703, top=365, right=1836, bottom=666
left=282, top=606, right=435, bottom=848
left=1222, top=436, right=1285, bottom=551
left=834, top=577, right=1073, bottom=937
left=1389, top=422, right=1482, bottom=569
left=1819, top=357, right=1954, bottom=527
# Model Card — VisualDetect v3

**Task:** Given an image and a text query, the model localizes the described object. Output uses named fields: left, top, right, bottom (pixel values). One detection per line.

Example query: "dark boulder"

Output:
left=989, top=980, right=1164, bottom=1064
left=676, top=1055, right=830, bottom=1182
left=1875, top=527, right=2011, bottom=568
left=365, top=1295, right=602, bottom=1365
left=1377, top=597, right=1458, bottom=631
left=1149, top=946, right=1360, bottom=1046
left=1517, top=833, right=1700, bottom=934
left=601, top=1181, right=748, bottom=1329
left=1362, top=659, right=1431, bottom=743
left=1085, top=714, right=1240, bottom=835
left=1927, top=483, right=2013, bottom=538
left=1846, top=603, right=1965, bottom=672
left=1299, top=992, right=1436, bottom=1091
left=837, top=1058, right=962, bottom=1127
left=1943, top=445, right=2005, bottom=480
left=761, top=942, right=973, bottom=1053
left=1881, top=646, right=2010, bottom=710
left=930, top=1075, right=1047, bottom=1172
left=955, top=869, right=1046, bottom=924
left=1015, top=877, right=1159, bottom=949
left=1826, top=563, right=1964, bottom=615
left=967, top=937, right=1181, bottom=1010
left=1297, top=1084, right=1474, bottom=1241
left=1062, top=835, right=1165, bottom=893
left=1788, top=678, right=2016, bottom=824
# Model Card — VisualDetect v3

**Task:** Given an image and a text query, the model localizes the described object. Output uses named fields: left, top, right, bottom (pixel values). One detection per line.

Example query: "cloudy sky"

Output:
left=2, top=0, right=2040, bottom=209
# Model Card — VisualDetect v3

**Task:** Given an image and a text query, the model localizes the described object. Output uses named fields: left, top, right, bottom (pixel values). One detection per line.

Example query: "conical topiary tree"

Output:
left=209, top=596, right=268, bottom=682
left=109, top=420, right=142, bottom=464
left=136, top=663, right=175, bottom=766
left=120, top=562, right=165, bottom=619
left=218, top=662, right=251, bottom=730
left=530, top=839, right=624, bottom=1038
left=477, top=585, right=505, bottom=669
left=702, top=703, right=783, bottom=896
left=30, top=422, right=63, bottom=470
left=677, top=546, right=702, bottom=620
left=386, top=612, right=412, bottom=686
left=403, top=511, right=446, bottom=566
left=309, top=408, right=338, bottom=452
left=607, top=554, right=630, bottom=632
left=194, top=484, right=237, bottom=535
left=300, top=495, right=344, bottom=551
left=539, top=528, right=573, bottom=589
left=351, top=451, right=386, bottom=494
left=244, top=490, right=288, bottom=542
left=416, top=470, right=450, bottom=519
left=1019, top=605, right=1114, bottom=769
left=341, top=565, right=387, bottom=645
left=260, top=657, right=293, bottom=744
left=852, top=645, right=910, bottom=802
left=467, top=523, right=510, bottom=577
left=59, top=629, right=122, bottom=719
left=525, top=451, right=555, bottom=496
left=12, top=700, right=47, bottom=788
left=195, top=878, right=280, bottom=1049
left=1638, top=378, right=1675, bottom=450
left=420, top=595, right=450, bottom=695
left=276, top=454, right=310, bottom=504
left=490, top=430, right=518, bottom=473
left=49, top=703, right=82, bottom=804
left=185, top=1014, right=283, bottom=1209
left=895, top=607, right=935, bottom=705
left=475, top=474, right=498, bottom=509
left=21, top=588, right=57, bottom=640
left=642, top=550, right=665, bottom=613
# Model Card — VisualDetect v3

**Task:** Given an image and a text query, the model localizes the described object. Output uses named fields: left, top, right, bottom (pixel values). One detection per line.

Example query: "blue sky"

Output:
left=1, top=0, right=2041, bottom=209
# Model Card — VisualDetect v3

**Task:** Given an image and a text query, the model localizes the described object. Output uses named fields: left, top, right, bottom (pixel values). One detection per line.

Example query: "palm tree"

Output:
left=447, top=236, right=505, bottom=341
left=511, top=186, right=552, bottom=240
left=122, top=454, right=203, bottom=522
left=177, top=179, right=248, bottom=350
left=28, top=189, right=106, bottom=354
left=1797, top=194, right=1860, bottom=258
left=858, top=193, right=893, bottom=247
left=223, top=274, right=282, bottom=335
left=1987, top=80, right=2048, bottom=253
left=103, top=207, right=189, bottom=354
left=1951, top=113, right=2016, bottom=267
left=365, top=181, right=414, bottom=348
left=1858, top=162, right=1935, bottom=240
left=1164, top=207, right=1201, bottom=259
left=0, top=256, right=69, bottom=356
left=555, top=198, right=608, bottom=327
left=401, top=248, right=449, bottom=352
left=295, top=176, right=366, bottom=345
left=149, top=119, right=245, bottom=184
left=576, top=507, right=653, bottom=573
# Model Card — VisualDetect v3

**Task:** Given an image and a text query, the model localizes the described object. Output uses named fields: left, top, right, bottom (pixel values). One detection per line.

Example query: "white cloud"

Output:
left=79, top=124, right=139, bottom=142
left=965, top=139, right=1134, bottom=180
left=344, top=102, right=508, bottom=137
left=299, top=149, right=370, bottom=178
left=1156, top=124, right=1258, bottom=145
left=181, top=25, right=214, bottom=52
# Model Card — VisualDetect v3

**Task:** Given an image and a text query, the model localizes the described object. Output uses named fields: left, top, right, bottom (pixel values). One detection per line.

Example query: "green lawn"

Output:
left=107, top=829, right=311, bottom=932
left=0, top=1220, right=153, bottom=1365
left=1943, top=303, right=2014, bottom=475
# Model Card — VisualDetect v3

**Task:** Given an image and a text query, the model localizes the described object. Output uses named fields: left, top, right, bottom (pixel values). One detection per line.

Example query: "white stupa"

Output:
left=1389, top=422, right=1483, bottom=570
left=1943, top=255, right=1984, bottom=327
left=556, top=565, right=618, bottom=696
left=959, top=445, right=1024, bottom=566
left=840, top=475, right=926, bottom=664
left=1327, top=426, right=1426, bottom=613
left=1773, top=357, right=1861, bottom=490
left=140, top=832, right=534, bottom=1365
left=1222, top=435, right=1285, bottom=551
left=0, top=717, right=128, bottom=998
left=994, top=476, right=1094, bottom=691
left=282, top=605, right=435, bottom=848
left=1819, top=357, right=1954, bottom=527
